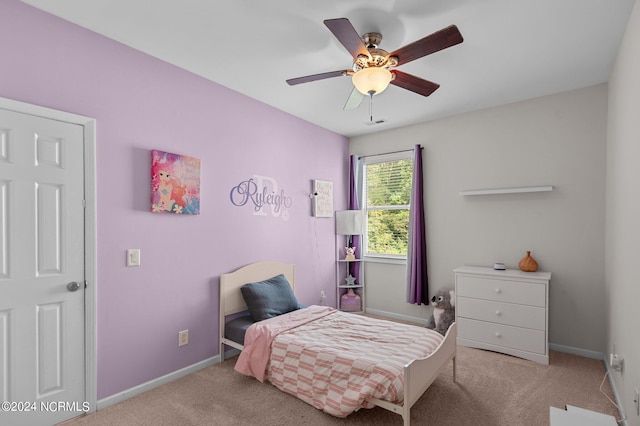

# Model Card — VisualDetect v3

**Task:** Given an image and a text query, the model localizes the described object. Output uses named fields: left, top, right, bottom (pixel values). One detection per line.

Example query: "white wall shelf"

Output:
left=459, top=185, right=553, bottom=196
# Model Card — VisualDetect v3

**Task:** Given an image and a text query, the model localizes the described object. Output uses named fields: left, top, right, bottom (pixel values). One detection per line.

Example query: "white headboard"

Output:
left=219, top=261, right=295, bottom=355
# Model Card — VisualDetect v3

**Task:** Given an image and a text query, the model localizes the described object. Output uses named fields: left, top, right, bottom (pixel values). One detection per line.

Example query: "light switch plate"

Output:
left=127, top=249, right=140, bottom=266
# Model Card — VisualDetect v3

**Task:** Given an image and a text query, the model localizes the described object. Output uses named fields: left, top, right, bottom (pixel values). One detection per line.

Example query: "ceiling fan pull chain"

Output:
left=368, top=91, right=374, bottom=122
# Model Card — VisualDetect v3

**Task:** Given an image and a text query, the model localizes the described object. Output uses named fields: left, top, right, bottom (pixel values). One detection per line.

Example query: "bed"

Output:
left=219, top=261, right=457, bottom=426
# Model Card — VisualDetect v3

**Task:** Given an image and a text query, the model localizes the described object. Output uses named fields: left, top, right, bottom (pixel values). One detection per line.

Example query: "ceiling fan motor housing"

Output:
left=362, top=32, right=382, bottom=47
left=353, top=50, right=398, bottom=71
left=353, top=32, right=398, bottom=72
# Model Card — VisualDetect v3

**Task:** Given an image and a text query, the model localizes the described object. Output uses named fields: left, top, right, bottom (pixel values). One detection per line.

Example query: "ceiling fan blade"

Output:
left=343, top=87, right=364, bottom=110
left=389, top=25, right=463, bottom=66
left=286, top=70, right=349, bottom=86
left=390, top=70, right=440, bottom=97
left=324, top=18, right=370, bottom=59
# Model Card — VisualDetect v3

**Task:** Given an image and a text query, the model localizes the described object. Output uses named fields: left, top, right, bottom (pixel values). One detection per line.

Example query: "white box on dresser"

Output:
left=454, top=266, right=551, bottom=364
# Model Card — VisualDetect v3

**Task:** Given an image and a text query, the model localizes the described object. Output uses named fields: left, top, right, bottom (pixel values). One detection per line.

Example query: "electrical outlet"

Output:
left=634, top=387, right=639, bottom=416
left=178, top=329, right=189, bottom=347
left=610, top=353, right=623, bottom=372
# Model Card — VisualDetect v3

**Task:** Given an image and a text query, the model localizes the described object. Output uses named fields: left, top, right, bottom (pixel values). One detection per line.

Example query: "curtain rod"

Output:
left=356, top=146, right=422, bottom=159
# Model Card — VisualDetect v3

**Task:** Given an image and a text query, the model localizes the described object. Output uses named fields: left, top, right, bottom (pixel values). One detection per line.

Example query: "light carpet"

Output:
left=60, top=347, right=620, bottom=426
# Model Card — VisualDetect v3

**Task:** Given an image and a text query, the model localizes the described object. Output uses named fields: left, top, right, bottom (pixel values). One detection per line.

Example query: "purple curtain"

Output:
left=348, top=155, right=361, bottom=283
left=407, top=145, right=428, bottom=304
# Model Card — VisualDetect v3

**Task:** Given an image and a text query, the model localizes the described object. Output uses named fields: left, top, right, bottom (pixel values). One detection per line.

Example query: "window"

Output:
left=362, top=152, right=413, bottom=258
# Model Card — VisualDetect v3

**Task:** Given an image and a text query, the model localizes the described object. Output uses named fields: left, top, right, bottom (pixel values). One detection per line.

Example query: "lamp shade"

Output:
left=352, top=67, right=392, bottom=96
left=335, top=210, right=363, bottom=235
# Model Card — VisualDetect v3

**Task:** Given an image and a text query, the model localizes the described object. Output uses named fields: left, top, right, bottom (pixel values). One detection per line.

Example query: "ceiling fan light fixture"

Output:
left=352, top=67, right=392, bottom=96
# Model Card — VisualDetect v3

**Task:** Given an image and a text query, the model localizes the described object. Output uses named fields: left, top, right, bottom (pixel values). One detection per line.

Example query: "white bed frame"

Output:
left=219, top=261, right=296, bottom=356
left=219, top=261, right=456, bottom=426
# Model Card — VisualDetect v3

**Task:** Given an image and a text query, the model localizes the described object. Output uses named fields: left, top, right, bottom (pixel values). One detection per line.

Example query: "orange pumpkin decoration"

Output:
left=519, top=251, right=538, bottom=272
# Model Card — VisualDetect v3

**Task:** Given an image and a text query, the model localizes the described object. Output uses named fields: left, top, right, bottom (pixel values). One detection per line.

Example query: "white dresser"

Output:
left=454, top=266, right=551, bottom=364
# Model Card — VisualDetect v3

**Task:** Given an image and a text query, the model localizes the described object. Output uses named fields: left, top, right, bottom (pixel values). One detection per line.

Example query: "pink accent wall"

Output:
left=0, top=1, right=348, bottom=399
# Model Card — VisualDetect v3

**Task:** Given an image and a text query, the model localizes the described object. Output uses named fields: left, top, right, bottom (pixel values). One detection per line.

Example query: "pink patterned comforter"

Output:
left=234, top=306, right=443, bottom=418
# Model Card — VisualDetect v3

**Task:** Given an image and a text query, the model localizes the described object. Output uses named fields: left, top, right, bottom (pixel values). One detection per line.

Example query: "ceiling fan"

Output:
left=286, top=18, right=464, bottom=110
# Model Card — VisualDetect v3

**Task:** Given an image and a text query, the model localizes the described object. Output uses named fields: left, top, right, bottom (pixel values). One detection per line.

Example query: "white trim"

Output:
left=549, top=343, right=604, bottom=360
left=0, top=97, right=98, bottom=412
left=97, top=356, right=219, bottom=410
left=224, top=348, right=241, bottom=359
left=362, top=150, right=413, bottom=164
left=83, top=120, right=98, bottom=412
left=363, top=255, right=407, bottom=265
left=364, top=307, right=427, bottom=326
left=603, top=357, right=628, bottom=425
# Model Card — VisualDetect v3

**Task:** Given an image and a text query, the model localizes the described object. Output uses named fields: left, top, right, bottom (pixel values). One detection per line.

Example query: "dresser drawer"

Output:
left=457, top=297, right=545, bottom=330
left=456, top=275, right=546, bottom=307
left=458, top=318, right=546, bottom=354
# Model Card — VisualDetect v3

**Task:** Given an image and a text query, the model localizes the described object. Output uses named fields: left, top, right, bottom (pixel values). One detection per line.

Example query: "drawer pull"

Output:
left=495, top=310, right=501, bottom=316
left=495, top=332, right=502, bottom=338
left=494, top=288, right=502, bottom=294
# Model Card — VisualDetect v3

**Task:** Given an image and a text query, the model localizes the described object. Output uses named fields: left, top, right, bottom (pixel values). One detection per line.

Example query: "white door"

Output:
left=0, top=108, right=86, bottom=425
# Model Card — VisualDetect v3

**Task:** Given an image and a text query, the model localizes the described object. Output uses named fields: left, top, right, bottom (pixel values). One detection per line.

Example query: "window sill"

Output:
left=363, top=255, right=407, bottom=265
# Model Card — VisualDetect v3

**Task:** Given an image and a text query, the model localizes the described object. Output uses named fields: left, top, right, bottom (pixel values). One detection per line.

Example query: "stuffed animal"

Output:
left=344, top=246, right=356, bottom=260
left=426, top=288, right=455, bottom=336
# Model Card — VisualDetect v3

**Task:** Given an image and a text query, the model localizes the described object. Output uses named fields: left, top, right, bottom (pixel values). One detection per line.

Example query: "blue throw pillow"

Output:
left=240, top=274, right=299, bottom=321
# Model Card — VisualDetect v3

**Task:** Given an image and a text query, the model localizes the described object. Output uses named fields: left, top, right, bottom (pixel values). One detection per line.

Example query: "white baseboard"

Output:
left=603, top=357, right=628, bottom=426
left=364, top=308, right=427, bottom=326
left=549, top=343, right=604, bottom=360
left=97, top=356, right=220, bottom=410
left=223, top=348, right=241, bottom=360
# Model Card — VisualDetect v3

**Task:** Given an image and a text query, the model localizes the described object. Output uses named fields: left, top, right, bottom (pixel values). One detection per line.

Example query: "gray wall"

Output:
left=606, top=0, right=640, bottom=424
left=350, top=83, right=608, bottom=354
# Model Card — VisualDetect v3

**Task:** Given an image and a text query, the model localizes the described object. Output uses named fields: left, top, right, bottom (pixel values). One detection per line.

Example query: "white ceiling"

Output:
left=20, top=0, right=635, bottom=137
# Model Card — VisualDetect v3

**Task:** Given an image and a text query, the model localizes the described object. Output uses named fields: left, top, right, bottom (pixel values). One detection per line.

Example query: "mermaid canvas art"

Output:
left=151, top=150, right=201, bottom=214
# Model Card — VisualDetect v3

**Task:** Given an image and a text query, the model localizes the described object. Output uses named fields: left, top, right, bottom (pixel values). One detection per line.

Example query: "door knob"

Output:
left=67, top=282, right=80, bottom=292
